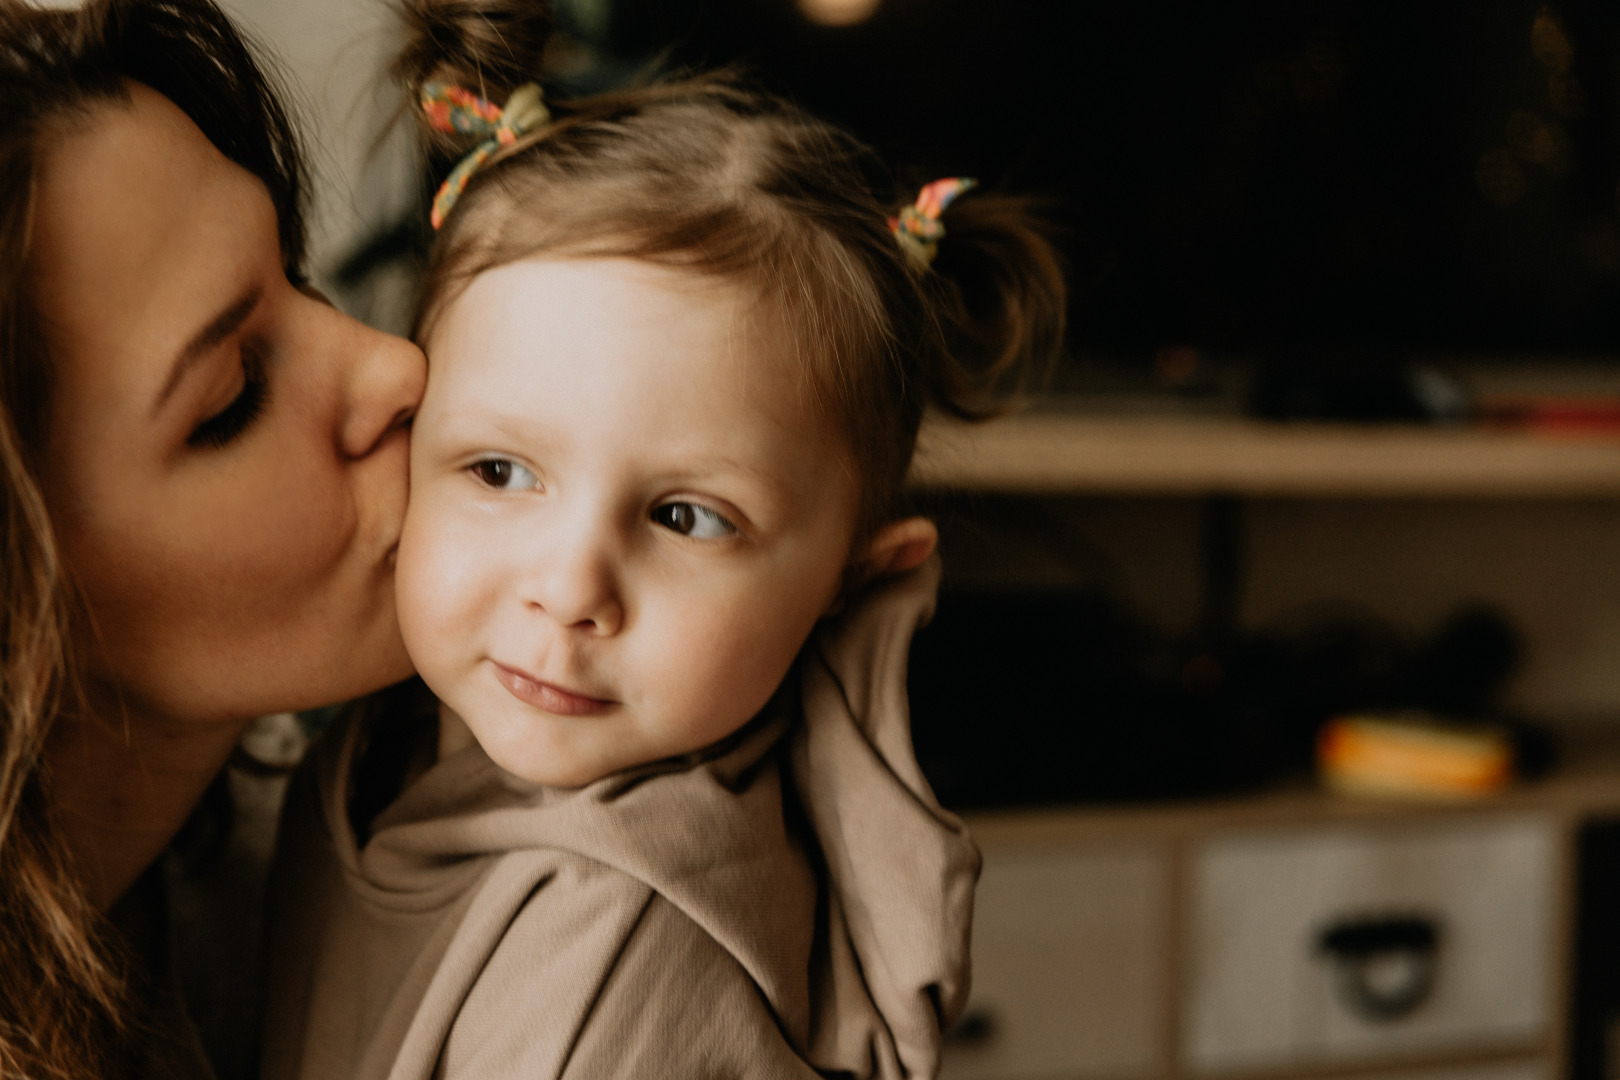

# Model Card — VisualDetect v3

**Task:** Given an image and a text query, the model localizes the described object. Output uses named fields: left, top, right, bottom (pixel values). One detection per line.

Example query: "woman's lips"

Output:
left=492, top=662, right=614, bottom=716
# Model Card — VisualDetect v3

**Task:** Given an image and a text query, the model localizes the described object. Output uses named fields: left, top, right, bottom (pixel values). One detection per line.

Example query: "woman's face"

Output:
left=27, top=82, right=426, bottom=724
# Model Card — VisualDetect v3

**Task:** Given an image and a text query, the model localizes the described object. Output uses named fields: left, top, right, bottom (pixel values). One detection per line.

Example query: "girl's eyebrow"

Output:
left=151, top=284, right=262, bottom=417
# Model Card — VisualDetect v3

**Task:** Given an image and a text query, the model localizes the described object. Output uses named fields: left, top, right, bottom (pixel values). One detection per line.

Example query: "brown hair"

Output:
left=398, top=2, right=1066, bottom=544
left=0, top=1, right=306, bottom=1075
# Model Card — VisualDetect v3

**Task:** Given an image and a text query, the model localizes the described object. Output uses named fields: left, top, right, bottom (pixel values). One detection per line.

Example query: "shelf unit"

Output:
left=911, top=413, right=1620, bottom=498
left=912, top=407, right=1620, bottom=1080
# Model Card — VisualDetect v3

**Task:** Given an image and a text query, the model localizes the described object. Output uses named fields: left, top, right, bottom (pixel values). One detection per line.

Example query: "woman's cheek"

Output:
left=213, top=438, right=358, bottom=585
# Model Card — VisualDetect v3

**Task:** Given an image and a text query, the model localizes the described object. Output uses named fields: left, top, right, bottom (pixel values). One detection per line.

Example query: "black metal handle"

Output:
left=944, top=1008, right=998, bottom=1049
left=1317, top=913, right=1443, bottom=1021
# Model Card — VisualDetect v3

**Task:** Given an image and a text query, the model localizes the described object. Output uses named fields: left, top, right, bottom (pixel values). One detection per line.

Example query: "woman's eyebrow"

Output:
left=151, top=285, right=262, bottom=417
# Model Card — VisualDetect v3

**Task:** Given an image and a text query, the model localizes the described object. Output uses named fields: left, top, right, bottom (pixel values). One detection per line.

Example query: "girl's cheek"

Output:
left=395, top=499, right=460, bottom=648
left=397, top=492, right=509, bottom=652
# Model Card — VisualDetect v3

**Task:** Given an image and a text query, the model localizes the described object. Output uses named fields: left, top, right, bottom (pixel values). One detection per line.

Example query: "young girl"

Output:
left=262, top=7, right=1065, bottom=1078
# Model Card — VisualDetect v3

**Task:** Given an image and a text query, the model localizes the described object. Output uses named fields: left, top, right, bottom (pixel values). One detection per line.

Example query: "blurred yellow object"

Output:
left=1317, top=714, right=1514, bottom=800
left=796, top=0, right=881, bottom=26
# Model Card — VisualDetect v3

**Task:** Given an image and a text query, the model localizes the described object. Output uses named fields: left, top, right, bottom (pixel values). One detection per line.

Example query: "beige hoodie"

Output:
left=261, top=559, right=979, bottom=1080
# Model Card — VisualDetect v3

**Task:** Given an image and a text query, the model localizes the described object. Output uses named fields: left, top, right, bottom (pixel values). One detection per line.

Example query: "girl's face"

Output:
left=399, top=257, right=863, bottom=786
left=29, top=83, right=427, bottom=724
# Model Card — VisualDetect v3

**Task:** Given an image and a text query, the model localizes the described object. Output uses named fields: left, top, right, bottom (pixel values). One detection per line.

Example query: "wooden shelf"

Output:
left=910, top=412, right=1620, bottom=497
left=962, top=740, right=1620, bottom=849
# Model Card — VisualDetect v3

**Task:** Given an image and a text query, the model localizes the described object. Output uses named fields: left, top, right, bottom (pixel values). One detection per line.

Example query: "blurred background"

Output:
left=211, top=1, right=1620, bottom=1078
left=579, top=0, right=1620, bottom=357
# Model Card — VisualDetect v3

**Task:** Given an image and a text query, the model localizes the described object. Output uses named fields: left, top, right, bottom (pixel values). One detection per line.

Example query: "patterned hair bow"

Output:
left=421, top=81, right=551, bottom=229
left=889, top=177, right=977, bottom=268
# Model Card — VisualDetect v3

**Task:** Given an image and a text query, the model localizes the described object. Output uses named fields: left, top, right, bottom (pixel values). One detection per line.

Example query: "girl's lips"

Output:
left=492, top=662, right=615, bottom=717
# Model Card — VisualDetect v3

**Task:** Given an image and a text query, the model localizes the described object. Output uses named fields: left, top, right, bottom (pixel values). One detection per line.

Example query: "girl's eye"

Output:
left=652, top=502, right=736, bottom=540
left=469, top=458, right=540, bottom=491
left=187, top=349, right=269, bottom=450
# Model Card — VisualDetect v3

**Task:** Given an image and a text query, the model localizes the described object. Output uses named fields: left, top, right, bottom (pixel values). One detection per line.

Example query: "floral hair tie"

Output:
left=889, top=177, right=977, bottom=268
left=421, top=81, right=551, bottom=229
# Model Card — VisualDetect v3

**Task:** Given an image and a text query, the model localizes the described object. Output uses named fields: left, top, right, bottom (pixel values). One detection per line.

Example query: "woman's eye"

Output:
left=187, top=353, right=269, bottom=450
left=469, top=458, right=539, bottom=491
left=652, top=502, right=736, bottom=540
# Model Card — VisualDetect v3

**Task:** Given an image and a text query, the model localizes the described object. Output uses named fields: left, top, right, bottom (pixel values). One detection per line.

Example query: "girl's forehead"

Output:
left=416, top=257, right=860, bottom=535
left=425, top=256, right=843, bottom=458
left=433, top=259, right=777, bottom=392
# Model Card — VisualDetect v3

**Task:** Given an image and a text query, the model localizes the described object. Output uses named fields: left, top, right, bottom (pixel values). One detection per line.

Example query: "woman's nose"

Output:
left=338, top=320, right=426, bottom=459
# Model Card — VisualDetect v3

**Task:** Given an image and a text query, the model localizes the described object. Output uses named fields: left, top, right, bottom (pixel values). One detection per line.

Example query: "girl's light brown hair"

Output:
left=398, top=0, right=1066, bottom=544
left=0, top=1, right=306, bottom=1075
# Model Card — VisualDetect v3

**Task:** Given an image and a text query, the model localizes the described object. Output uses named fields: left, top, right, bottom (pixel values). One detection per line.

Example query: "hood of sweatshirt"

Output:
left=324, top=556, right=979, bottom=1079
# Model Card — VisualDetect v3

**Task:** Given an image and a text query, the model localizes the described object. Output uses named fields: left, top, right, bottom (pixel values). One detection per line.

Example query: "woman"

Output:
left=0, top=0, right=428, bottom=1075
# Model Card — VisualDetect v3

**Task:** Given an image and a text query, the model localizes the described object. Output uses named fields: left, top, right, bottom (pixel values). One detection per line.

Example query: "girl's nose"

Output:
left=528, top=521, right=625, bottom=637
left=337, top=318, right=426, bottom=459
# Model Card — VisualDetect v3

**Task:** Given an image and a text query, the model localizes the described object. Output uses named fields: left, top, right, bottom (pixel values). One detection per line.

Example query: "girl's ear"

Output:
left=823, top=517, right=939, bottom=618
left=856, top=516, right=938, bottom=580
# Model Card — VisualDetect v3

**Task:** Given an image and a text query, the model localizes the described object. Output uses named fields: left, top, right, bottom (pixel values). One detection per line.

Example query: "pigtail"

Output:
left=392, top=0, right=554, bottom=151
left=920, top=191, right=1067, bottom=420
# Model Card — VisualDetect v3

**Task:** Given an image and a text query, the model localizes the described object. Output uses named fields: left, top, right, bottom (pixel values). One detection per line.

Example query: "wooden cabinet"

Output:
left=941, top=760, right=1620, bottom=1080
left=1186, top=816, right=1556, bottom=1072
left=946, top=844, right=1170, bottom=1080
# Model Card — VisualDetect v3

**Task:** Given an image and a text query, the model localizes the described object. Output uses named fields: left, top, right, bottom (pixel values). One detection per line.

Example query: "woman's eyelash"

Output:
left=188, top=349, right=269, bottom=449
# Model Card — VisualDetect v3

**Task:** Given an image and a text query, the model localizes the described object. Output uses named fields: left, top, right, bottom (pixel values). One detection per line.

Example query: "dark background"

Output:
left=567, top=0, right=1620, bottom=359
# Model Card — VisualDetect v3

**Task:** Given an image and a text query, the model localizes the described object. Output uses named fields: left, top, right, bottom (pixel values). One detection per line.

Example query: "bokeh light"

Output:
left=796, top=0, right=881, bottom=27
left=1477, top=148, right=1528, bottom=207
